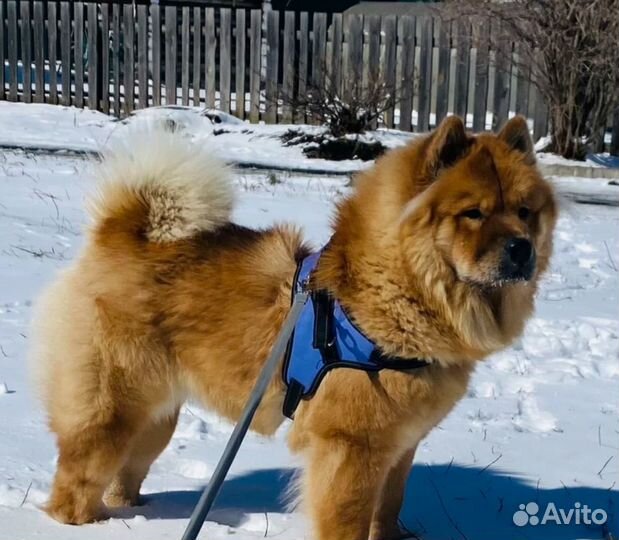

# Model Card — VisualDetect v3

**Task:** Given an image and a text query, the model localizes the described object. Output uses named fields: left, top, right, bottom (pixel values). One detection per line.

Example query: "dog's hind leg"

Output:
left=303, top=437, right=391, bottom=540
left=370, top=446, right=417, bottom=540
left=104, top=409, right=180, bottom=508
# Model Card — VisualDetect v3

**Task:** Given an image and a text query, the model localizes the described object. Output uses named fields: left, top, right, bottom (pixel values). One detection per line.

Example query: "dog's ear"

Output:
left=498, top=116, right=535, bottom=165
left=423, top=116, right=471, bottom=179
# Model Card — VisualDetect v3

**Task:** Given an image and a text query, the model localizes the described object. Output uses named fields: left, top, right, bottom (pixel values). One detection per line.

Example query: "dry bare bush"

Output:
left=279, top=69, right=398, bottom=138
left=446, top=0, right=619, bottom=159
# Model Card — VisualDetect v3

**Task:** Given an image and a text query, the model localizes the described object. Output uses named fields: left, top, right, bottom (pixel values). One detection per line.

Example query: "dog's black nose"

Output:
left=500, top=237, right=535, bottom=281
left=506, top=237, right=533, bottom=267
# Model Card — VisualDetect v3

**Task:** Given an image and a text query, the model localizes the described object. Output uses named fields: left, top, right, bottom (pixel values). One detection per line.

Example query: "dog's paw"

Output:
left=46, top=499, right=108, bottom=525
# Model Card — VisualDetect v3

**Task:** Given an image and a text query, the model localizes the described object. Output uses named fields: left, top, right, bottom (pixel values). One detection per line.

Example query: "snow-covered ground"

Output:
left=0, top=108, right=618, bottom=540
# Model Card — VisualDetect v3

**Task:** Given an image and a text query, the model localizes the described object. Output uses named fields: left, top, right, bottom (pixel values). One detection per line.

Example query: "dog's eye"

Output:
left=461, top=208, right=484, bottom=220
left=518, top=206, right=531, bottom=220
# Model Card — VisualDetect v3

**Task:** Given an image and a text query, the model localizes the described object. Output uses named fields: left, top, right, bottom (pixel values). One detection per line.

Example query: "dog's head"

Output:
left=399, top=116, right=557, bottom=290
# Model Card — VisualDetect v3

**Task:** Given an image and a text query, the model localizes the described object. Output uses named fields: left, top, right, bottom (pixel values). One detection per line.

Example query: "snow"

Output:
left=0, top=104, right=618, bottom=540
left=2, top=102, right=617, bottom=178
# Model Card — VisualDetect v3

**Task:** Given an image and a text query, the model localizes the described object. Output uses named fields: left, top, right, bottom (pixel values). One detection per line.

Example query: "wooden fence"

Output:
left=1, top=0, right=618, bottom=149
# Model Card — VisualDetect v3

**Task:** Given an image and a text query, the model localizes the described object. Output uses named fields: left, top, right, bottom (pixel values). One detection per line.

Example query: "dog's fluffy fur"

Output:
left=31, top=116, right=556, bottom=539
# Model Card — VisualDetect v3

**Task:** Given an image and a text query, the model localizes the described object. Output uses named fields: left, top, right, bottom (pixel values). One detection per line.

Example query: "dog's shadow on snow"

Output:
left=124, top=465, right=617, bottom=539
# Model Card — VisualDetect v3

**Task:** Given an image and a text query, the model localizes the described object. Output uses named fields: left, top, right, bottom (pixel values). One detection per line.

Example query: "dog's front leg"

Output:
left=370, top=446, right=417, bottom=540
left=304, top=437, right=390, bottom=540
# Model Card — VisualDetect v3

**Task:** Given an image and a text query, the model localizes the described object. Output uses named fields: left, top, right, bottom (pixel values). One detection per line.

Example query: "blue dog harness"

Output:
left=282, top=251, right=430, bottom=418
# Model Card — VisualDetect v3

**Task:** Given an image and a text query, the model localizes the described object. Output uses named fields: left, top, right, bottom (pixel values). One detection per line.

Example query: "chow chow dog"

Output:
left=30, top=115, right=556, bottom=540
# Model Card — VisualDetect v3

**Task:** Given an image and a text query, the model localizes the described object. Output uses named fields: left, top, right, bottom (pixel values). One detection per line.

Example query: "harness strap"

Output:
left=282, top=250, right=431, bottom=419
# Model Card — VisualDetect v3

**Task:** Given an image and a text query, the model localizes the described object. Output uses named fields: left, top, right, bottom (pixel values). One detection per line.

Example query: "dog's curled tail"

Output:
left=89, top=126, right=234, bottom=243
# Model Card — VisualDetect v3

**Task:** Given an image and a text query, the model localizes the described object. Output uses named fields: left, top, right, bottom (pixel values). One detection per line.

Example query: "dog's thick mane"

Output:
left=313, top=132, right=537, bottom=366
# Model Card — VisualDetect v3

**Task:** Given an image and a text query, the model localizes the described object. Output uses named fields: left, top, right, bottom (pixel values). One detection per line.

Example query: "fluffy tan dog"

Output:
left=30, top=115, right=556, bottom=540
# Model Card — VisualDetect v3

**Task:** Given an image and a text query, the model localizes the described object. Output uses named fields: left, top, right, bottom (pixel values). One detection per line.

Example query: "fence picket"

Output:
left=151, top=5, right=161, bottom=106
left=346, top=14, right=363, bottom=102
left=123, top=4, right=134, bottom=114
left=491, top=21, right=511, bottom=131
left=282, top=11, right=295, bottom=123
left=181, top=7, right=190, bottom=106
left=0, top=3, right=4, bottom=101
left=20, top=1, right=31, bottom=103
left=382, top=15, right=396, bottom=128
left=194, top=7, right=203, bottom=107
left=297, top=12, right=309, bottom=124
left=100, top=3, right=109, bottom=113
left=137, top=5, right=149, bottom=109
left=165, top=6, right=177, bottom=106
left=472, top=20, right=490, bottom=132
left=264, top=10, right=279, bottom=123
left=312, top=13, right=327, bottom=91
left=234, top=9, right=246, bottom=117
left=59, top=2, right=70, bottom=105
left=47, top=2, right=58, bottom=104
left=435, top=18, right=451, bottom=125
left=220, top=8, right=232, bottom=113
left=205, top=7, right=216, bottom=108
left=33, top=1, right=45, bottom=103
left=111, top=3, right=120, bottom=115
left=532, top=80, right=548, bottom=141
left=417, top=16, right=432, bottom=132
left=514, top=42, right=530, bottom=118
left=453, top=18, right=470, bottom=119
left=87, top=3, right=98, bottom=110
left=248, top=8, right=261, bottom=122
left=74, top=2, right=83, bottom=108
left=610, top=109, right=619, bottom=157
left=330, top=13, right=342, bottom=96
left=398, top=16, right=415, bottom=131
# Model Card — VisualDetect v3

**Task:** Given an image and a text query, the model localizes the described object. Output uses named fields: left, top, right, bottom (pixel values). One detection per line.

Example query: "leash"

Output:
left=180, top=291, right=310, bottom=540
